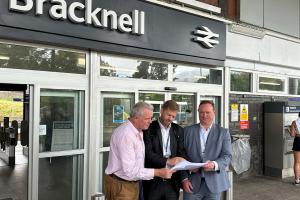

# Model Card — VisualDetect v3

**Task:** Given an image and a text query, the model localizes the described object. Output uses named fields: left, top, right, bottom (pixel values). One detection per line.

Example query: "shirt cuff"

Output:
left=213, top=161, right=219, bottom=171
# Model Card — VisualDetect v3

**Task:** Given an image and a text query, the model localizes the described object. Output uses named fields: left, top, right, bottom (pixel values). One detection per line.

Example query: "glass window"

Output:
left=38, top=155, right=83, bottom=200
left=200, top=96, right=221, bottom=125
left=258, top=76, right=285, bottom=92
left=139, top=93, right=165, bottom=121
left=173, top=65, right=222, bottom=84
left=230, top=71, right=252, bottom=92
left=0, top=42, right=86, bottom=74
left=101, top=93, right=134, bottom=147
left=289, top=78, right=300, bottom=95
left=171, top=94, right=195, bottom=127
left=39, top=90, right=84, bottom=152
left=100, top=55, right=168, bottom=80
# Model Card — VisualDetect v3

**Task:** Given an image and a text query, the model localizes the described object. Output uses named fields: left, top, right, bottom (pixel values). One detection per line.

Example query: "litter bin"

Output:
left=231, top=135, right=251, bottom=175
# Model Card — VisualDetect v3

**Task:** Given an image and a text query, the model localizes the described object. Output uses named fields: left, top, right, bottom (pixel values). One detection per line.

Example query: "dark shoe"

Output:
left=294, top=180, right=300, bottom=186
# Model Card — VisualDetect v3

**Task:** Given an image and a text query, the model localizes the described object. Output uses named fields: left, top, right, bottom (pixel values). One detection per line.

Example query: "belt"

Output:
left=154, top=177, right=172, bottom=182
left=109, top=174, right=138, bottom=183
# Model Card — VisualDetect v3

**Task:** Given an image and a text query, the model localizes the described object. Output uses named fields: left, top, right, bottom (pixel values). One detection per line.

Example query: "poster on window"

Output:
left=240, top=104, right=249, bottom=129
left=51, top=121, right=74, bottom=151
left=113, top=105, right=125, bottom=123
left=240, top=104, right=249, bottom=121
left=231, top=104, right=239, bottom=122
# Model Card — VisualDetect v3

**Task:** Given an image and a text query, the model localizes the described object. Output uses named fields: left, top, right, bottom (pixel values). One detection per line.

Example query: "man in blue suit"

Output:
left=182, top=100, right=232, bottom=200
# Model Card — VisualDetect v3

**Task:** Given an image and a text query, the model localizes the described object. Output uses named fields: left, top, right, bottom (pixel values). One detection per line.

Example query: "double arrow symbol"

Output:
left=193, top=26, right=219, bottom=49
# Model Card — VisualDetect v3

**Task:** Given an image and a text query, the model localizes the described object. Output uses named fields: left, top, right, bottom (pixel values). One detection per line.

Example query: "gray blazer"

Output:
left=183, top=123, right=232, bottom=194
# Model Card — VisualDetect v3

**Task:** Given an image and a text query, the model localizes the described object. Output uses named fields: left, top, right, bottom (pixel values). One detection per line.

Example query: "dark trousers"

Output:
left=143, top=179, right=179, bottom=200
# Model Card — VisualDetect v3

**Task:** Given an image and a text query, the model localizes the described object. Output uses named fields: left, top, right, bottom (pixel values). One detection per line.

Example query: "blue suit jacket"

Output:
left=183, top=123, right=232, bottom=194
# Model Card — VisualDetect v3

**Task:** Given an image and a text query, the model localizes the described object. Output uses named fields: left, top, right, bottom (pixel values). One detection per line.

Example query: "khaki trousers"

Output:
left=104, top=174, right=139, bottom=200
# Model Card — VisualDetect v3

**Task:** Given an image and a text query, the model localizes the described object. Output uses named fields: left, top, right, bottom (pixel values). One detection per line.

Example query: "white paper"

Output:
left=39, top=125, right=47, bottom=136
left=171, top=160, right=206, bottom=171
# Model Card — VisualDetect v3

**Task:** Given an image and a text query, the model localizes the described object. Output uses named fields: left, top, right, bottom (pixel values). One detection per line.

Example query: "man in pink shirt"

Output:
left=105, top=102, right=175, bottom=200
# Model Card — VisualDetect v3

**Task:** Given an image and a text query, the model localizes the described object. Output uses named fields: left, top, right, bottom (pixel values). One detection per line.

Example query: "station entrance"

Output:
left=0, top=83, right=29, bottom=200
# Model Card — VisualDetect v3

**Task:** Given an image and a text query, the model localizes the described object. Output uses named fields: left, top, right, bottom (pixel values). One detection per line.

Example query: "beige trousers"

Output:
left=104, top=174, right=139, bottom=200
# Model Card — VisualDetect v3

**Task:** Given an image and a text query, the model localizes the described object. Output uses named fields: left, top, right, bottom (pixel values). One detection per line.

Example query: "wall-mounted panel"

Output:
left=240, top=0, right=264, bottom=27
left=264, top=0, right=300, bottom=37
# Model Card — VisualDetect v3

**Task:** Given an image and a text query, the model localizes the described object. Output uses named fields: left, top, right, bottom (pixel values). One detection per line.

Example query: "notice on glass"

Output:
left=231, top=104, right=238, bottom=122
left=39, top=125, right=47, bottom=136
left=171, top=160, right=207, bottom=171
left=113, top=105, right=125, bottom=123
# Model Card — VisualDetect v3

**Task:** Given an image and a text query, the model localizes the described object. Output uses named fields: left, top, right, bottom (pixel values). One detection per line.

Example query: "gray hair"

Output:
left=130, top=102, right=153, bottom=118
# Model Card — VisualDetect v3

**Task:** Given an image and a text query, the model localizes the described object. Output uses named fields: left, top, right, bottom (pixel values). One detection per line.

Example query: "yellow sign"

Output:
left=231, top=104, right=238, bottom=111
left=240, top=104, right=248, bottom=121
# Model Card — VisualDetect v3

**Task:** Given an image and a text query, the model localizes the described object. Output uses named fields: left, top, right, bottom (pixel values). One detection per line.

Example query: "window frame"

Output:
left=257, top=74, right=287, bottom=94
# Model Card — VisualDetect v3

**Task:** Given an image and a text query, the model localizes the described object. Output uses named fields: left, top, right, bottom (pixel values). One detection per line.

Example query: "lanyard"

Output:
left=163, top=133, right=170, bottom=158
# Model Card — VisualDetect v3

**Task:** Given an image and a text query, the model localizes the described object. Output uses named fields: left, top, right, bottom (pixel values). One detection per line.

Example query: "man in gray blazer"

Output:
left=182, top=100, right=232, bottom=200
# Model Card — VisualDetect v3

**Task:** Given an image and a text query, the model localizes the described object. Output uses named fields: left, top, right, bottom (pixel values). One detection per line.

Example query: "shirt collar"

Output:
left=128, top=120, right=143, bottom=137
left=158, top=118, right=171, bottom=130
left=200, top=123, right=212, bottom=131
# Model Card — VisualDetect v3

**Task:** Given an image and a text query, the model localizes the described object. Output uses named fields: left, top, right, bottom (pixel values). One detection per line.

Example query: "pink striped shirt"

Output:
left=105, top=120, right=154, bottom=181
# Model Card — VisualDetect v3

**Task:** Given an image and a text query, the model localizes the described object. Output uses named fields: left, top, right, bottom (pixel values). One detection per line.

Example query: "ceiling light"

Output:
left=194, top=75, right=207, bottom=79
left=0, top=55, right=10, bottom=60
left=259, top=82, right=281, bottom=86
left=77, top=57, right=85, bottom=66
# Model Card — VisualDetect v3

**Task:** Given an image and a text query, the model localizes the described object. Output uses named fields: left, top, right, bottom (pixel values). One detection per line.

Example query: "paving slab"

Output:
left=233, top=176, right=300, bottom=200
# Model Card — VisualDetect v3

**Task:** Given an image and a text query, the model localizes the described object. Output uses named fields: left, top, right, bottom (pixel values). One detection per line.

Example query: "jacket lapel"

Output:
left=194, top=124, right=202, bottom=160
left=205, top=124, right=215, bottom=156
left=169, top=125, right=177, bottom=157
left=154, top=121, right=164, bottom=153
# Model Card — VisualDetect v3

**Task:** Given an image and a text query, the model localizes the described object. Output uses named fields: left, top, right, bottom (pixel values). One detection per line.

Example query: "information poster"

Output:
left=113, top=105, right=125, bottom=123
left=240, top=104, right=249, bottom=129
left=51, top=121, right=74, bottom=151
left=231, top=104, right=238, bottom=122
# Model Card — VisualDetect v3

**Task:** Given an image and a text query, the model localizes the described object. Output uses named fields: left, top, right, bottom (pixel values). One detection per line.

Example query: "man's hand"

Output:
left=182, top=179, right=193, bottom=193
left=203, top=160, right=215, bottom=171
left=166, top=157, right=185, bottom=166
left=154, top=168, right=175, bottom=179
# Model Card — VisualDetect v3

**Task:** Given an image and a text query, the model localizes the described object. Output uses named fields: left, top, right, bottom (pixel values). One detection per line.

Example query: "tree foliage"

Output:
left=0, top=99, right=23, bottom=122
left=0, top=43, right=85, bottom=74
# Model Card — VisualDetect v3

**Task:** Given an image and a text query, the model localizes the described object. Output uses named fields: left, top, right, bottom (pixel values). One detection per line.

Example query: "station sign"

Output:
left=9, top=0, right=145, bottom=35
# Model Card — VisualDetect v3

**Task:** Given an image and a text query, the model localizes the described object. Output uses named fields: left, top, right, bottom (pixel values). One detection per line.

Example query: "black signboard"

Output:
left=0, top=0, right=226, bottom=65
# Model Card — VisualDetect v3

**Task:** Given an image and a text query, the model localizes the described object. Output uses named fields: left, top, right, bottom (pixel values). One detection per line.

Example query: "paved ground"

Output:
left=233, top=176, right=300, bottom=200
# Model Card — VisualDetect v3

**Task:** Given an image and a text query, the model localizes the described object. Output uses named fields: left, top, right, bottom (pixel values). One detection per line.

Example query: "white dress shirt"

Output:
left=158, top=119, right=171, bottom=158
left=200, top=123, right=219, bottom=171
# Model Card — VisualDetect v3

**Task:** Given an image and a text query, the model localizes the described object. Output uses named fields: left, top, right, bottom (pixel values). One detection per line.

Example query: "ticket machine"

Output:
left=264, top=101, right=300, bottom=178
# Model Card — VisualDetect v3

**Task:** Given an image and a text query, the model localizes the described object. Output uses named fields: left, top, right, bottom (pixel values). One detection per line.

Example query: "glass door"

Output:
left=99, top=92, right=134, bottom=191
left=38, top=89, right=85, bottom=200
left=0, top=84, right=30, bottom=200
left=139, top=92, right=165, bottom=121
left=171, top=93, right=195, bottom=127
left=138, top=91, right=196, bottom=127
left=199, top=96, right=221, bottom=125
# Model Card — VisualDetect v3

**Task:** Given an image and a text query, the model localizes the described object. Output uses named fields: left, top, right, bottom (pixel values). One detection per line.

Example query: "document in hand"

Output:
left=171, top=160, right=207, bottom=171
